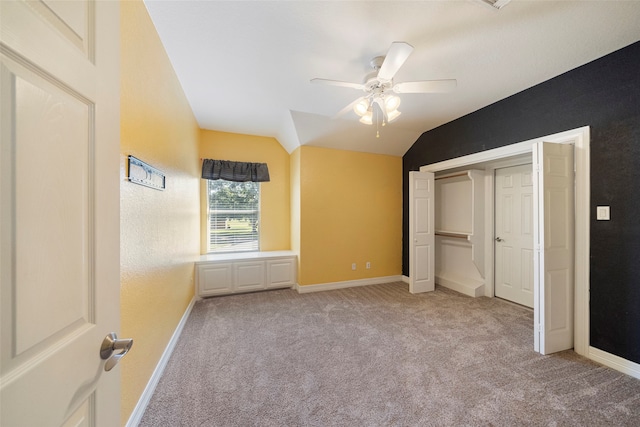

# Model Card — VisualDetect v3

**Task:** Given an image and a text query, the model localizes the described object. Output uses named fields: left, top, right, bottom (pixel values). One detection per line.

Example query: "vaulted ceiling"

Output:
left=144, top=1, right=640, bottom=156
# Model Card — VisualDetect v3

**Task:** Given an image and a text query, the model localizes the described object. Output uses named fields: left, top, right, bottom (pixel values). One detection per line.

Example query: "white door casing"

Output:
left=409, top=171, right=435, bottom=293
left=533, top=141, right=575, bottom=355
left=494, top=164, right=535, bottom=308
left=1, top=1, right=121, bottom=425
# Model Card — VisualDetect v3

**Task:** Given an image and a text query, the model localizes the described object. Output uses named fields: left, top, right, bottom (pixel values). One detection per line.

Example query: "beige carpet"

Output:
left=140, top=283, right=640, bottom=426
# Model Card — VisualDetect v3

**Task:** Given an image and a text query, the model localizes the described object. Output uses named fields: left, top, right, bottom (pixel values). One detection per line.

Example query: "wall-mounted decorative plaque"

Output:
left=127, top=155, right=165, bottom=190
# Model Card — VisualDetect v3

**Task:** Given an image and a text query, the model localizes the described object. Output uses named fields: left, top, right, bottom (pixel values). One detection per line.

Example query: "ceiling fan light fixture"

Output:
left=386, top=109, right=401, bottom=123
left=353, top=99, right=370, bottom=117
left=359, top=110, right=373, bottom=125
left=384, top=95, right=401, bottom=111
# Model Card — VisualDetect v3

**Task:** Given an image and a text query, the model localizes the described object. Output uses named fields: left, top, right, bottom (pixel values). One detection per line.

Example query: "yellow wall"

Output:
left=119, top=3, right=401, bottom=422
left=120, top=1, right=200, bottom=424
left=297, top=146, right=402, bottom=285
left=200, top=130, right=290, bottom=253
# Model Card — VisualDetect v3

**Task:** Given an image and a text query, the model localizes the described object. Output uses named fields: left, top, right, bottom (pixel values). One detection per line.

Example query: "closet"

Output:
left=411, top=128, right=586, bottom=356
left=434, top=170, right=485, bottom=297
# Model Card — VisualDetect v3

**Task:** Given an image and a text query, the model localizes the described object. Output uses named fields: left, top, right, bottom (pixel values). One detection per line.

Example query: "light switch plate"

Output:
left=596, top=206, right=610, bottom=220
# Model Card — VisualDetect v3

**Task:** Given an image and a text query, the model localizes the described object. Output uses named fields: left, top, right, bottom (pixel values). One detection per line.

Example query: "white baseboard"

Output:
left=588, top=346, right=640, bottom=380
left=295, top=275, right=403, bottom=294
left=126, top=296, right=196, bottom=427
left=402, top=275, right=410, bottom=284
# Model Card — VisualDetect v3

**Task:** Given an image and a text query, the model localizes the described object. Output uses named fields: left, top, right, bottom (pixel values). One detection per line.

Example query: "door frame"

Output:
left=419, top=126, right=589, bottom=357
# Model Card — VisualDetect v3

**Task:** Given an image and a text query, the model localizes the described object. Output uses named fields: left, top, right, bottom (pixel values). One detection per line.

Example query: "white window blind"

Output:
left=207, top=180, right=260, bottom=253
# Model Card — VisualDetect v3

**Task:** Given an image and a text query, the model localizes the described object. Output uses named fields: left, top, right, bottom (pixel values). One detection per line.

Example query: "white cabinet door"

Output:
left=196, top=254, right=297, bottom=297
left=198, top=263, right=234, bottom=296
left=533, top=141, right=575, bottom=355
left=234, top=261, right=265, bottom=292
left=266, top=258, right=296, bottom=288
left=1, top=1, right=121, bottom=425
left=409, top=171, right=435, bottom=293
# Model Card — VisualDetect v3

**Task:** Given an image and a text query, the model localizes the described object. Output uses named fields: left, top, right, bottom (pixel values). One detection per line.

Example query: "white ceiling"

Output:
left=144, top=1, right=640, bottom=157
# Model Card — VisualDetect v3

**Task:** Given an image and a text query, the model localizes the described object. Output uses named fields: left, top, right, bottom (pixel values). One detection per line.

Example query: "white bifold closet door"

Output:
left=409, top=171, right=435, bottom=293
left=533, top=141, right=575, bottom=355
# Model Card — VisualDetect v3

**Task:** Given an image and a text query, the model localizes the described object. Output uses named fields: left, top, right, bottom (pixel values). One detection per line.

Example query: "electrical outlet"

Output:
left=366, top=262, right=371, bottom=269
left=352, top=263, right=356, bottom=270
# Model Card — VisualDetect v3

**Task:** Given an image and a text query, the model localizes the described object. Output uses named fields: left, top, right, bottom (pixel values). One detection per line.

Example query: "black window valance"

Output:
left=201, top=159, right=270, bottom=182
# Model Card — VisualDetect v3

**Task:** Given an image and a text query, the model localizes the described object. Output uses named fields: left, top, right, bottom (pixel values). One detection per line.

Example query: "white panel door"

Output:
left=533, top=142, right=575, bottom=355
left=1, top=1, right=121, bottom=425
left=494, top=164, right=534, bottom=308
left=409, top=171, right=435, bottom=293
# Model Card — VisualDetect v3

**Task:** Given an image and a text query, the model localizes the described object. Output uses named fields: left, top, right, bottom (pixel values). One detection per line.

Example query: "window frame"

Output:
left=206, top=180, right=260, bottom=254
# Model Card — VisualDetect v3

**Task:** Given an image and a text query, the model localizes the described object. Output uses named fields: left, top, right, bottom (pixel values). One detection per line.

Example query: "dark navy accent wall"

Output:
left=402, top=41, right=640, bottom=364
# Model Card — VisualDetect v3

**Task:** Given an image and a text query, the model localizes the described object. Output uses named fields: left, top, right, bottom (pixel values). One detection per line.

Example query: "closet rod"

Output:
left=434, top=172, right=468, bottom=180
left=435, top=232, right=469, bottom=239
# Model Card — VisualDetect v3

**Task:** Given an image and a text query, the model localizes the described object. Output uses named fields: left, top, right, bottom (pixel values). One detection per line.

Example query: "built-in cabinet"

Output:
left=196, top=251, right=297, bottom=297
left=434, top=170, right=485, bottom=297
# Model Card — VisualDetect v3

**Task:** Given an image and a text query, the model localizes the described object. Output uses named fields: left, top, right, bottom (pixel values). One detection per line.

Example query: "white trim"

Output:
left=588, top=347, right=640, bottom=380
left=196, top=250, right=296, bottom=263
left=295, top=276, right=403, bottom=294
left=125, top=297, right=196, bottom=427
left=402, top=275, right=410, bottom=284
left=420, top=140, right=533, bottom=173
left=419, top=127, right=586, bottom=173
left=418, top=126, right=590, bottom=360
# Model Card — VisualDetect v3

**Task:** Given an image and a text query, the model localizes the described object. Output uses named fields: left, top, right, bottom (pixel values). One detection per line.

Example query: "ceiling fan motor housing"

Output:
left=363, top=77, right=392, bottom=94
left=370, top=55, right=385, bottom=71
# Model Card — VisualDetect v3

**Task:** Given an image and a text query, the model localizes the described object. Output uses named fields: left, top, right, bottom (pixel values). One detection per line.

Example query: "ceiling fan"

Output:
left=311, top=42, right=456, bottom=129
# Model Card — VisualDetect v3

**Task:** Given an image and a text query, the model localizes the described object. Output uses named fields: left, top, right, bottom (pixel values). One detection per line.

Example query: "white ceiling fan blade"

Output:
left=311, top=78, right=364, bottom=90
left=393, top=79, right=457, bottom=94
left=332, top=96, right=366, bottom=119
left=377, top=42, right=414, bottom=82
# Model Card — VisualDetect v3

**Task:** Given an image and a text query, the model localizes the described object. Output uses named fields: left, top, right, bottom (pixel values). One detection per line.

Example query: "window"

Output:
left=207, top=180, right=260, bottom=253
